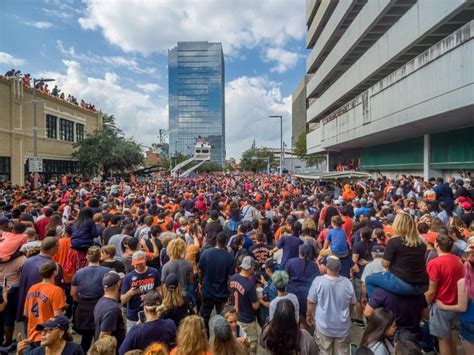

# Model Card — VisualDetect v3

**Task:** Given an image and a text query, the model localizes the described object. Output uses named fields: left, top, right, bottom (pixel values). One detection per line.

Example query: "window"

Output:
left=46, top=114, right=57, bottom=139
left=0, top=157, right=10, bottom=181
left=76, top=123, right=84, bottom=142
left=59, top=118, right=74, bottom=142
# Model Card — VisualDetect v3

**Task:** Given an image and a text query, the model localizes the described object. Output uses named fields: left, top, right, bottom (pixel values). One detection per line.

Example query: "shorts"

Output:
left=352, top=278, right=362, bottom=302
left=459, top=321, right=474, bottom=344
left=429, top=303, right=456, bottom=338
left=3, top=286, right=19, bottom=326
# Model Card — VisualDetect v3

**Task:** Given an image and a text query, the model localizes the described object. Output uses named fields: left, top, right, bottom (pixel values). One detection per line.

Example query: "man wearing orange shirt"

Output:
left=24, top=261, right=66, bottom=344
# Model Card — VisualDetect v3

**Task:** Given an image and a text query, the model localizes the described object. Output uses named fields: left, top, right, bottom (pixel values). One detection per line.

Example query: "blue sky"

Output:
left=0, top=0, right=308, bottom=159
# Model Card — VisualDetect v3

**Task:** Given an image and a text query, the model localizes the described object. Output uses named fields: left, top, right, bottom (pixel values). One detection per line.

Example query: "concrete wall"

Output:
left=291, top=77, right=307, bottom=148
left=306, top=0, right=392, bottom=99
left=307, top=0, right=467, bottom=123
left=309, top=21, right=474, bottom=152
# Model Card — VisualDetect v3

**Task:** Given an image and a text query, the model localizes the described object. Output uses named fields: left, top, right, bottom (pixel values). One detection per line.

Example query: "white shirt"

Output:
left=269, top=293, right=300, bottom=323
left=361, top=258, right=386, bottom=283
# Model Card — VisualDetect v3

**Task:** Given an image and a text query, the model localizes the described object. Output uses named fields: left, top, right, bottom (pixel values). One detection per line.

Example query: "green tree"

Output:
left=73, top=114, right=144, bottom=176
left=294, top=132, right=326, bottom=167
left=240, top=144, right=274, bottom=172
left=197, top=161, right=222, bottom=173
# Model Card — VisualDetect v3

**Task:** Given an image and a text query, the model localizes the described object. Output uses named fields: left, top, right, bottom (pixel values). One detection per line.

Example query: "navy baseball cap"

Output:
left=264, top=258, right=278, bottom=272
left=35, top=316, right=69, bottom=331
left=371, top=244, right=385, bottom=253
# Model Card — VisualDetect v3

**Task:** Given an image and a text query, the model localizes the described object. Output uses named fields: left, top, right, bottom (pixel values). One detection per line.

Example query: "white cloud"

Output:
left=42, top=8, right=73, bottom=19
left=56, top=41, right=157, bottom=76
left=39, top=60, right=167, bottom=145
left=0, top=52, right=25, bottom=66
left=263, top=47, right=300, bottom=73
left=24, top=21, right=53, bottom=29
left=137, top=83, right=162, bottom=93
left=225, top=76, right=291, bottom=159
left=79, top=0, right=305, bottom=56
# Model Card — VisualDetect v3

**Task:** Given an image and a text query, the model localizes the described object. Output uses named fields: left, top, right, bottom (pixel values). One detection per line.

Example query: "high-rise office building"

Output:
left=168, top=41, right=225, bottom=166
left=304, top=0, right=474, bottom=178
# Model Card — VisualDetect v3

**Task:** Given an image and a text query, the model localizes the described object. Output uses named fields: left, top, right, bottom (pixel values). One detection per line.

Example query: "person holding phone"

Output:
left=120, top=251, right=161, bottom=330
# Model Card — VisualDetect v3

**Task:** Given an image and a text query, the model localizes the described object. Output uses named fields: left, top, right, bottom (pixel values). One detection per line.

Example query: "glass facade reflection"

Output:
left=168, top=42, right=225, bottom=166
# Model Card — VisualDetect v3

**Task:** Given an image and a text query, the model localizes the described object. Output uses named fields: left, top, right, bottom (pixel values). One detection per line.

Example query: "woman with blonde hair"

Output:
left=161, top=239, right=194, bottom=299
left=161, top=274, right=191, bottom=328
left=365, top=212, right=428, bottom=297
left=143, top=343, right=169, bottom=355
left=170, top=315, right=210, bottom=355
left=87, top=335, right=117, bottom=355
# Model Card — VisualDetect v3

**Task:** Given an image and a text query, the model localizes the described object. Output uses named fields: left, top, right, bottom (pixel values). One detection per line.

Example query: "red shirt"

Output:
left=34, top=217, right=51, bottom=240
left=427, top=254, right=464, bottom=305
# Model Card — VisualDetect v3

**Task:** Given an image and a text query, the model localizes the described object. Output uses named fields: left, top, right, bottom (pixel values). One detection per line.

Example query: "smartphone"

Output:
left=138, top=311, right=145, bottom=323
left=2, top=277, right=7, bottom=289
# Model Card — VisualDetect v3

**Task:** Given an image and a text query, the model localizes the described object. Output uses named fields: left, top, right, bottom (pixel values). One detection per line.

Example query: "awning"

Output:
left=294, top=171, right=372, bottom=182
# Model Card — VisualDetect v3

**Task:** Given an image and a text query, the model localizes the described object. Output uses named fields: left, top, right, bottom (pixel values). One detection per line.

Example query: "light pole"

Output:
left=32, top=78, right=55, bottom=189
left=269, top=115, right=283, bottom=176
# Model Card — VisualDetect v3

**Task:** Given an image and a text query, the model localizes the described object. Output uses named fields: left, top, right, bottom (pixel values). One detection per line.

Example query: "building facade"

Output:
left=291, top=76, right=308, bottom=148
left=305, top=0, right=474, bottom=178
left=168, top=42, right=225, bottom=166
left=0, top=77, right=101, bottom=185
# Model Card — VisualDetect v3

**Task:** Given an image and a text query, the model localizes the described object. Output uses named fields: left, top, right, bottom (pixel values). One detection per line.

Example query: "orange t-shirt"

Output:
left=342, top=216, right=354, bottom=239
left=24, top=283, right=66, bottom=341
left=383, top=225, right=394, bottom=238
left=52, top=237, right=75, bottom=283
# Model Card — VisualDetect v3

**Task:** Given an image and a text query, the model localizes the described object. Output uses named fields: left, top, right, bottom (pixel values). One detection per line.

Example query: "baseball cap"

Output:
left=239, top=256, right=254, bottom=270
left=210, top=210, right=219, bottom=220
left=210, top=315, right=232, bottom=341
left=35, top=316, right=69, bottom=331
left=458, top=196, right=467, bottom=203
left=131, top=250, right=146, bottom=266
left=102, top=271, right=122, bottom=289
left=424, top=232, right=438, bottom=245
left=143, top=290, right=162, bottom=306
left=371, top=244, right=385, bottom=254
left=164, top=273, right=179, bottom=291
left=462, top=202, right=472, bottom=210
left=264, top=258, right=278, bottom=272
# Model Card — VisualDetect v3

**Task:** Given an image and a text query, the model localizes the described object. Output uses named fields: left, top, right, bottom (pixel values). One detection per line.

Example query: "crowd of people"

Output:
left=0, top=172, right=473, bottom=355
left=2, top=69, right=96, bottom=112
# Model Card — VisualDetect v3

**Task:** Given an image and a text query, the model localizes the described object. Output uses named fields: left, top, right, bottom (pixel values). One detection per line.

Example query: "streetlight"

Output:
left=269, top=115, right=283, bottom=176
left=32, top=77, right=55, bottom=188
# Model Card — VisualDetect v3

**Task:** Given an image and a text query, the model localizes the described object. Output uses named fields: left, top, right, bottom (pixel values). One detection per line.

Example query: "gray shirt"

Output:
left=161, top=259, right=193, bottom=296
left=307, top=274, right=356, bottom=337
left=108, top=234, right=126, bottom=259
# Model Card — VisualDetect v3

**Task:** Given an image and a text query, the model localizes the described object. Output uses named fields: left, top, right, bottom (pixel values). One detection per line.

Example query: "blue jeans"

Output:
left=365, top=272, right=428, bottom=298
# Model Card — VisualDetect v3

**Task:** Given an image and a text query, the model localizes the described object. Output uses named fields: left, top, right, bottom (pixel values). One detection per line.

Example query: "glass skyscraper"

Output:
left=168, top=42, right=225, bottom=166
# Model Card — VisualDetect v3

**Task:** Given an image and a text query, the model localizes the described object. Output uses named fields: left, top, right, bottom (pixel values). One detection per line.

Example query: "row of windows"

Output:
left=177, top=84, right=209, bottom=89
left=46, top=114, right=84, bottom=143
